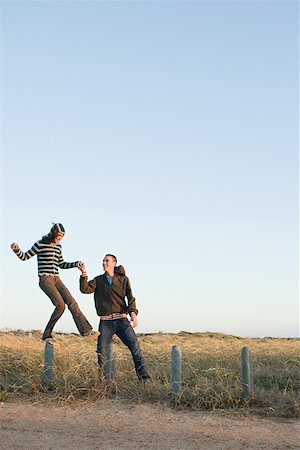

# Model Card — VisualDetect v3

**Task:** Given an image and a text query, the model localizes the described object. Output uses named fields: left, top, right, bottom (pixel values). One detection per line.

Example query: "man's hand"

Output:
left=10, top=243, right=19, bottom=251
left=79, top=262, right=87, bottom=276
left=131, top=313, right=138, bottom=328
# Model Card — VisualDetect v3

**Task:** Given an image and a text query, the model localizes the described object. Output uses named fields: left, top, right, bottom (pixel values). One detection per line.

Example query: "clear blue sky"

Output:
left=1, top=1, right=298, bottom=337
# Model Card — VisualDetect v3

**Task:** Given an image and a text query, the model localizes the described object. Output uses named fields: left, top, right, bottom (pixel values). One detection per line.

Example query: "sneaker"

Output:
left=141, top=377, right=153, bottom=384
left=83, top=330, right=100, bottom=340
left=42, top=337, right=59, bottom=345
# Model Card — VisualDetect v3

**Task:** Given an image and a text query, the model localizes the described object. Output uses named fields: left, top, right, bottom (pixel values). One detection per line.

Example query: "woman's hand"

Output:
left=10, top=243, right=19, bottom=251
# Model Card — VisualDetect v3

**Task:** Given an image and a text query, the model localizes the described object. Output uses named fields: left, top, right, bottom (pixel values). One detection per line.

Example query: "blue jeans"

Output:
left=97, top=318, right=150, bottom=380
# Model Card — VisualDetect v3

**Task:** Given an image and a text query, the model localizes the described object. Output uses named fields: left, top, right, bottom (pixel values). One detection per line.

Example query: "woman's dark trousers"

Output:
left=39, top=275, right=92, bottom=339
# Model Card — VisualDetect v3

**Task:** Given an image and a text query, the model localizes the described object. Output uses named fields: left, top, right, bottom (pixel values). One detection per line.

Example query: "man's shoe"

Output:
left=141, top=377, right=153, bottom=384
left=83, top=330, right=100, bottom=340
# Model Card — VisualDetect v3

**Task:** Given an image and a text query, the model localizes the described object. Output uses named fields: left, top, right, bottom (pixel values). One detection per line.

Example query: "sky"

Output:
left=0, top=0, right=298, bottom=338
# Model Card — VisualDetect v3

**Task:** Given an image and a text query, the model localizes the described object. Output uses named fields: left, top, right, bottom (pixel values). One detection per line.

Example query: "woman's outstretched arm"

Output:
left=10, top=242, right=39, bottom=261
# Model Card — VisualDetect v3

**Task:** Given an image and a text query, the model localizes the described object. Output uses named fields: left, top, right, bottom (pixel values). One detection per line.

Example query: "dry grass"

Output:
left=0, top=330, right=299, bottom=418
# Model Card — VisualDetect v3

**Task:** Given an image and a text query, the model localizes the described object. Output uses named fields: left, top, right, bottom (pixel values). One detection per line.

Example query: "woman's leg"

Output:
left=39, top=276, right=66, bottom=339
left=55, top=277, right=93, bottom=336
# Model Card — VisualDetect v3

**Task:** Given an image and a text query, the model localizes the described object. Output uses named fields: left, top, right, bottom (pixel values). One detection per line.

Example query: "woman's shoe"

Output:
left=83, top=330, right=100, bottom=340
left=42, top=337, right=59, bottom=345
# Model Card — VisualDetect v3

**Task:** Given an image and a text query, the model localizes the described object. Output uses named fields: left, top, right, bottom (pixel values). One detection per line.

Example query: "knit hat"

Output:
left=50, top=223, right=65, bottom=234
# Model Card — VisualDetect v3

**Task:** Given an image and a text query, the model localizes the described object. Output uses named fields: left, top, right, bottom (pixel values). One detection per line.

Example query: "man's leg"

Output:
left=96, top=320, right=114, bottom=379
left=39, top=276, right=66, bottom=340
left=116, top=318, right=151, bottom=380
left=55, top=278, right=93, bottom=336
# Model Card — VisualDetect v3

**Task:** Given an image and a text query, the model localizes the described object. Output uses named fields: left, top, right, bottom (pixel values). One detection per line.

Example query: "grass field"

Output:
left=0, top=331, right=299, bottom=418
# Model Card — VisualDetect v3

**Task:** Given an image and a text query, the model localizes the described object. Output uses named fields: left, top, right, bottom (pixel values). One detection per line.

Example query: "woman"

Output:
left=10, top=223, right=98, bottom=344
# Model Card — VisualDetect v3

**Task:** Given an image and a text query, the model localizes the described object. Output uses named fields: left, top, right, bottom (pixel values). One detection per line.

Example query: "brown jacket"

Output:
left=79, top=265, right=138, bottom=317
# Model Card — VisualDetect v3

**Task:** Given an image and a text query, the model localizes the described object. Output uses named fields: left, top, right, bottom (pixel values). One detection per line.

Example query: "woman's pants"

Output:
left=39, top=275, right=92, bottom=339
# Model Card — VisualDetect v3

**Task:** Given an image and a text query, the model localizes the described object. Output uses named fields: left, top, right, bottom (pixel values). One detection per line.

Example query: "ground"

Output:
left=0, top=399, right=299, bottom=450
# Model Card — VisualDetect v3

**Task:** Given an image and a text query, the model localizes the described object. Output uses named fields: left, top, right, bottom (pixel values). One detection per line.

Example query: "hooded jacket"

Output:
left=79, top=265, right=138, bottom=317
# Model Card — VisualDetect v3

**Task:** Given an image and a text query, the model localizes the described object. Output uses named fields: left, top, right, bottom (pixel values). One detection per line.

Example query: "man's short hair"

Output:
left=106, top=254, right=117, bottom=263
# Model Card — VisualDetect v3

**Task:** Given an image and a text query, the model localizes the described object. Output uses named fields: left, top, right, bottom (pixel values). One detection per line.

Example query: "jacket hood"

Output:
left=114, top=265, right=125, bottom=275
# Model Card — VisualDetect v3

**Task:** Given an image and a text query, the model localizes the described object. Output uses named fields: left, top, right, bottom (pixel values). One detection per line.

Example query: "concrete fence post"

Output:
left=171, top=345, right=182, bottom=395
left=105, top=343, right=116, bottom=384
left=242, top=346, right=254, bottom=401
left=44, top=341, right=54, bottom=383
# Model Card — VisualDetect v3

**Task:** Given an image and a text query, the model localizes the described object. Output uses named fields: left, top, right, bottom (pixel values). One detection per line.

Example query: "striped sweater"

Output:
left=13, top=241, right=78, bottom=276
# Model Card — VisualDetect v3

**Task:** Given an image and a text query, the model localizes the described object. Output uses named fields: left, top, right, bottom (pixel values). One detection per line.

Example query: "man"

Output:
left=79, top=254, right=152, bottom=383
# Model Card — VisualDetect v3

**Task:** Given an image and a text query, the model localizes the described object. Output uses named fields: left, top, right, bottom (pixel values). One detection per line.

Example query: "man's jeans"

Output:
left=97, top=318, right=150, bottom=380
left=39, top=275, right=93, bottom=339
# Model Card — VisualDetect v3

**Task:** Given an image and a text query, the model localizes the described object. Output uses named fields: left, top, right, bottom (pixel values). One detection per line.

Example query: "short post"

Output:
left=242, top=346, right=254, bottom=401
left=105, top=343, right=116, bottom=384
left=44, top=341, right=54, bottom=383
left=171, top=345, right=182, bottom=395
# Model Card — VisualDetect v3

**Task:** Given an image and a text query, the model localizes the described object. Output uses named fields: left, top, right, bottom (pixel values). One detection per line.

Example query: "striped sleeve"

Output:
left=13, top=242, right=40, bottom=261
left=58, top=247, right=78, bottom=269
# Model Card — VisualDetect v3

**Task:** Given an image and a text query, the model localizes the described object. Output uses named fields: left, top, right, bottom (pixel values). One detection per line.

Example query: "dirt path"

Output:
left=0, top=399, right=299, bottom=450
